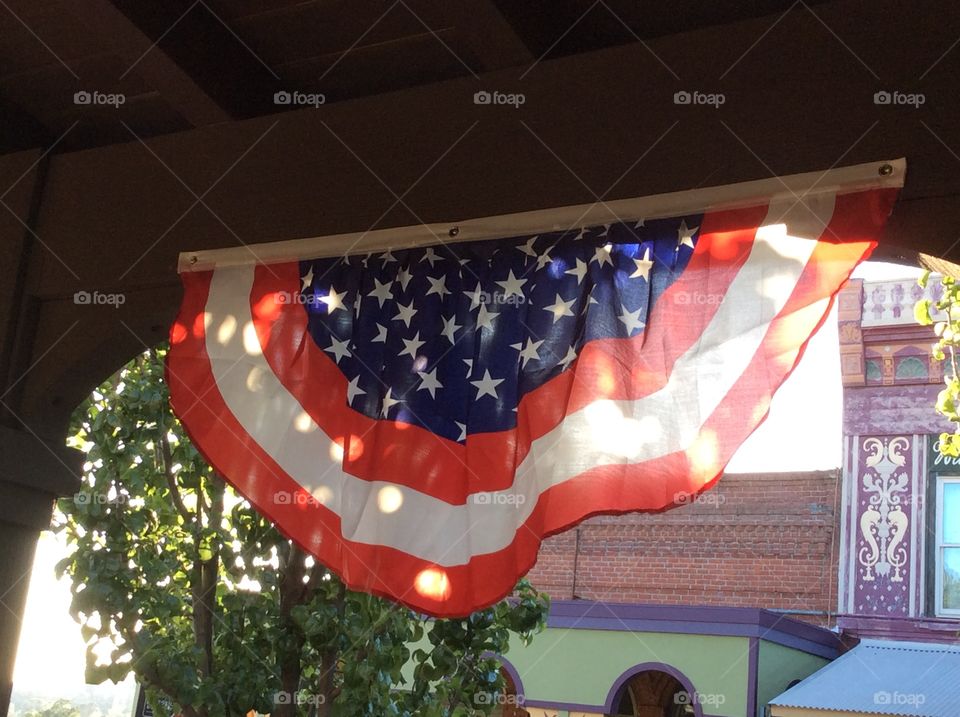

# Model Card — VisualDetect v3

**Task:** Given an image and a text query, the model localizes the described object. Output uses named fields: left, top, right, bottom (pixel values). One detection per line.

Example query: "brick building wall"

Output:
left=527, top=470, right=841, bottom=622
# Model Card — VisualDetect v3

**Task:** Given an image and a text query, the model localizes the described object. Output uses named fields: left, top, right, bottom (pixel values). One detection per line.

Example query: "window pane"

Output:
left=944, top=548, right=960, bottom=610
left=944, top=483, right=960, bottom=544
left=895, top=356, right=928, bottom=381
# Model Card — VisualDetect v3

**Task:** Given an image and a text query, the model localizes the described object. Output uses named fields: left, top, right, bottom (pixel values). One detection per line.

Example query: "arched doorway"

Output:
left=491, top=664, right=529, bottom=717
left=606, top=665, right=699, bottom=717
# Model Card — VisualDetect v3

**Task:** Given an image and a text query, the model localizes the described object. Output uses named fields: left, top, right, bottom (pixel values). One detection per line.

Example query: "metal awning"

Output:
left=769, top=639, right=960, bottom=717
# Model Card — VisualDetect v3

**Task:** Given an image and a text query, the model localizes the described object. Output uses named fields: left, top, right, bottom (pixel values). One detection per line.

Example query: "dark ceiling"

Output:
left=0, top=0, right=834, bottom=155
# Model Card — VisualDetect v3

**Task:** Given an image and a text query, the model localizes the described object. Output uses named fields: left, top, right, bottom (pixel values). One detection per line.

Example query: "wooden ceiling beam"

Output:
left=412, top=0, right=534, bottom=71
left=0, top=0, right=234, bottom=128
left=102, top=0, right=280, bottom=121
left=87, top=0, right=232, bottom=126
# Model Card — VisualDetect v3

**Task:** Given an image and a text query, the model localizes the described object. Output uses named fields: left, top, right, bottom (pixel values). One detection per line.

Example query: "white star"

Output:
left=300, top=266, right=314, bottom=291
left=346, top=376, right=366, bottom=405
left=630, top=248, right=654, bottom=280
left=380, top=250, right=397, bottom=264
left=367, top=278, right=393, bottom=307
left=320, top=287, right=348, bottom=313
left=325, top=337, right=351, bottom=364
left=535, top=246, right=554, bottom=271
left=592, top=243, right=614, bottom=267
left=463, top=358, right=473, bottom=376
left=394, top=300, right=417, bottom=327
left=634, top=218, right=645, bottom=229
left=372, top=323, right=388, bottom=343
left=471, top=369, right=504, bottom=400
left=543, top=294, right=576, bottom=323
left=399, top=331, right=426, bottom=359
left=510, top=338, right=545, bottom=368
left=463, top=285, right=484, bottom=310
left=397, top=266, right=413, bottom=291
left=354, top=296, right=362, bottom=318
left=559, top=346, right=578, bottom=369
left=426, top=275, right=450, bottom=298
left=565, top=258, right=588, bottom=284
left=455, top=421, right=467, bottom=441
left=381, top=388, right=401, bottom=417
left=441, top=315, right=461, bottom=343
left=420, top=247, right=442, bottom=266
left=476, top=303, right=498, bottom=330
left=518, top=237, right=538, bottom=258
left=417, top=368, right=443, bottom=398
left=677, top=219, right=698, bottom=249
left=618, top=304, right=645, bottom=335
left=495, top=269, right=527, bottom=299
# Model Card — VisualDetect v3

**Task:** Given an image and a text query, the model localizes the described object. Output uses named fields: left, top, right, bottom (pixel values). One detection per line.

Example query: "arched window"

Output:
left=894, top=355, right=928, bottom=382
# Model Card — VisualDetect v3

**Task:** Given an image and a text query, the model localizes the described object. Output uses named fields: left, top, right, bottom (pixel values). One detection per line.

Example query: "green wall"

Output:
left=756, top=641, right=830, bottom=717
left=503, top=628, right=750, bottom=716
left=403, top=624, right=833, bottom=717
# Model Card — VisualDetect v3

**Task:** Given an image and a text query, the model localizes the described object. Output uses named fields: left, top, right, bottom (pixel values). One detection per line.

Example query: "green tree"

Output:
left=24, top=700, right=81, bottom=717
left=916, top=272, right=960, bottom=455
left=55, top=346, right=547, bottom=717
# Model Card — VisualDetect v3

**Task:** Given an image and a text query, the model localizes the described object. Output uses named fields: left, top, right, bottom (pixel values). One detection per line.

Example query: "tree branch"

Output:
left=276, top=546, right=308, bottom=717
left=159, top=429, right=193, bottom=523
left=316, top=580, right=345, bottom=717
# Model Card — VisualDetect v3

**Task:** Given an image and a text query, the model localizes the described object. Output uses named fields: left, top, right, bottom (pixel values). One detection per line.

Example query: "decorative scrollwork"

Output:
left=858, top=436, right=909, bottom=583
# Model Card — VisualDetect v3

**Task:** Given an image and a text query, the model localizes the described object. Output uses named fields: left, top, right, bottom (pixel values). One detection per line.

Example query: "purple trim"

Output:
left=891, top=345, right=929, bottom=358
left=522, top=702, right=720, bottom=717
left=747, top=637, right=759, bottom=717
left=480, top=651, right=527, bottom=701
left=522, top=697, right=723, bottom=717
left=762, top=631, right=837, bottom=660
left=603, top=662, right=704, bottom=717
left=497, top=656, right=525, bottom=700
left=547, top=601, right=842, bottom=659
left=862, top=325, right=936, bottom=343
left=522, top=697, right=607, bottom=712
left=838, top=614, right=960, bottom=644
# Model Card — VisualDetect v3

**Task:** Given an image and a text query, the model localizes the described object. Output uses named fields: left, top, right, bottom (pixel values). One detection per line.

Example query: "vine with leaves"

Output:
left=915, top=271, right=960, bottom=455
left=55, top=346, right=548, bottom=717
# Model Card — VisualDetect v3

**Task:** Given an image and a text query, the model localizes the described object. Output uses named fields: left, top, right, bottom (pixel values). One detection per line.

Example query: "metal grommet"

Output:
left=189, top=255, right=198, bottom=265
left=879, top=163, right=894, bottom=176
left=448, top=226, right=460, bottom=238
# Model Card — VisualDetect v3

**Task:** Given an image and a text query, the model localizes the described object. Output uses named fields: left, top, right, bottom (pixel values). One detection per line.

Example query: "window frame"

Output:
left=935, top=476, right=960, bottom=617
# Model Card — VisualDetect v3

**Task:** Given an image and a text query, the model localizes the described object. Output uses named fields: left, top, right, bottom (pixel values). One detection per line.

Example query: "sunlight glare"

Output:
left=217, top=315, right=238, bottom=345
left=414, top=568, right=451, bottom=601
left=377, top=486, right=404, bottom=514
left=242, top=321, right=262, bottom=355
left=294, top=410, right=316, bottom=433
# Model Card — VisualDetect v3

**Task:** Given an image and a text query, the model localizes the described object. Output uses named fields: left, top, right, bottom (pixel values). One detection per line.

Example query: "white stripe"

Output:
left=203, top=195, right=836, bottom=565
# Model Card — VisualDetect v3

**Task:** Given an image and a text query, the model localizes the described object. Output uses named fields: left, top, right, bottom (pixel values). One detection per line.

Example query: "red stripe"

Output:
left=253, top=203, right=768, bottom=502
